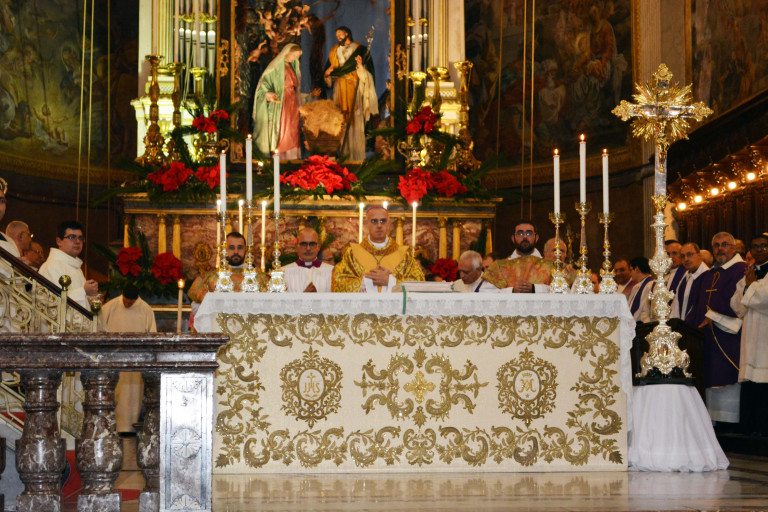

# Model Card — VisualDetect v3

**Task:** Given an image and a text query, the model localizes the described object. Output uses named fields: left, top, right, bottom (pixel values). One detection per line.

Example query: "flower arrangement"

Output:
left=406, top=106, right=439, bottom=135
left=429, top=258, right=459, bottom=282
left=96, top=229, right=184, bottom=299
left=398, top=167, right=468, bottom=204
left=191, top=109, right=230, bottom=134
left=281, top=154, right=358, bottom=197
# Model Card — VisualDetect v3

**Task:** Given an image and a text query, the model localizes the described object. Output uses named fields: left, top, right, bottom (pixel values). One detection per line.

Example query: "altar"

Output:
left=196, top=293, right=634, bottom=474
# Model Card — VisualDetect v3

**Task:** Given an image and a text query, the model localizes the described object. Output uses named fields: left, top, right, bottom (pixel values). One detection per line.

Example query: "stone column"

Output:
left=15, top=370, right=66, bottom=512
left=157, top=215, right=167, bottom=254
left=77, top=371, right=123, bottom=512
left=138, top=372, right=160, bottom=512
left=396, top=218, right=404, bottom=246
left=172, top=215, right=182, bottom=259
left=484, top=221, right=493, bottom=256
left=438, top=217, right=448, bottom=259
left=451, top=220, right=461, bottom=260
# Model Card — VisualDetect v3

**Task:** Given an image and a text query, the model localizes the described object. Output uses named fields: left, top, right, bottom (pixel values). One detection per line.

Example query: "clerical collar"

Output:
left=298, top=258, right=322, bottom=268
left=368, top=236, right=389, bottom=250
left=714, top=253, right=744, bottom=270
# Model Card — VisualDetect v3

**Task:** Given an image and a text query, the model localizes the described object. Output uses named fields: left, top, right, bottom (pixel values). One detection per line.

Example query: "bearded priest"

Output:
left=332, top=205, right=424, bottom=292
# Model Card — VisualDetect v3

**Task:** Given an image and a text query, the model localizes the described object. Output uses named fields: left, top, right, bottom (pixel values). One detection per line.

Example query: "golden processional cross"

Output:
left=612, top=63, right=712, bottom=379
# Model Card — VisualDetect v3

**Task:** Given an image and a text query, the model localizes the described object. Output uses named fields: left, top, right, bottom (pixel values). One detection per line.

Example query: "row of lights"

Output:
left=676, top=171, right=759, bottom=211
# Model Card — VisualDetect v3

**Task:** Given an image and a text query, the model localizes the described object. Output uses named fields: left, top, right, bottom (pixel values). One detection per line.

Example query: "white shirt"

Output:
left=451, top=277, right=499, bottom=293
left=99, top=295, right=157, bottom=333
left=731, top=266, right=768, bottom=382
left=39, top=247, right=89, bottom=309
left=670, top=262, right=709, bottom=320
left=284, top=261, right=334, bottom=293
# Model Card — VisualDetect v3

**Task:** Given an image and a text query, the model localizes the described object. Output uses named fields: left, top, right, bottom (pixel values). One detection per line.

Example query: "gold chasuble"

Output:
left=482, top=255, right=553, bottom=290
left=188, top=268, right=270, bottom=301
left=332, top=238, right=425, bottom=292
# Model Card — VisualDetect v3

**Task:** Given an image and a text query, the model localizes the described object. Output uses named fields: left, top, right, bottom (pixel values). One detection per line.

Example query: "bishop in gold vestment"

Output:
left=332, top=205, right=424, bottom=292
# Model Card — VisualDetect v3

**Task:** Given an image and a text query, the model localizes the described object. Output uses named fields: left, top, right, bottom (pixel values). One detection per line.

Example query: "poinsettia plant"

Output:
left=429, top=258, right=459, bottom=281
left=281, top=155, right=358, bottom=197
left=95, top=228, right=184, bottom=300
left=398, top=167, right=468, bottom=204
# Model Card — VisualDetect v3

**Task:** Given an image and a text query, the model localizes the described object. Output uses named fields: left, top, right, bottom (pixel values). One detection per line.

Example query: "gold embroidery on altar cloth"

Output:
left=280, top=347, right=343, bottom=428
left=497, top=348, right=558, bottom=426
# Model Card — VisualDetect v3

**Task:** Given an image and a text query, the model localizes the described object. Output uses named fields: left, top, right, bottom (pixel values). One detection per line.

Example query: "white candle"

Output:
left=412, top=202, right=418, bottom=250
left=358, top=203, right=365, bottom=243
left=219, top=151, right=227, bottom=215
left=216, top=199, right=221, bottom=246
left=194, top=0, right=201, bottom=67
left=209, top=0, right=214, bottom=16
left=238, top=199, right=244, bottom=234
left=173, top=0, right=179, bottom=61
left=152, top=0, right=159, bottom=55
left=245, top=135, right=253, bottom=200
left=579, top=134, right=586, bottom=203
left=261, top=200, right=267, bottom=245
left=602, top=149, right=609, bottom=213
left=176, top=279, right=185, bottom=333
left=553, top=149, right=560, bottom=214
left=273, top=150, right=280, bottom=216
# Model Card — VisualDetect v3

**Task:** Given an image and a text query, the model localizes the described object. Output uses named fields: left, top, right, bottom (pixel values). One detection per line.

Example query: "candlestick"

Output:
left=215, top=207, right=234, bottom=292
left=194, top=0, right=201, bottom=67
left=573, top=201, right=593, bottom=294
left=219, top=151, right=227, bottom=213
left=241, top=199, right=261, bottom=293
left=579, top=134, right=586, bottom=203
left=246, top=135, right=253, bottom=200
left=176, top=279, right=185, bottom=333
left=358, top=202, right=365, bottom=243
left=152, top=0, right=159, bottom=55
left=261, top=200, right=267, bottom=245
left=411, top=202, right=418, bottom=254
left=273, top=150, right=281, bottom=215
left=602, top=149, right=609, bottom=214
left=238, top=199, right=244, bottom=234
left=548, top=212, right=568, bottom=293
left=598, top=212, right=618, bottom=294
left=268, top=213, right=286, bottom=293
left=553, top=149, right=560, bottom=214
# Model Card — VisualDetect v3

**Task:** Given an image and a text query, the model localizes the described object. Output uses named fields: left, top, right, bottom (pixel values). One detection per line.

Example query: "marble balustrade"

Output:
left=0, top=333, right=228, bottom=512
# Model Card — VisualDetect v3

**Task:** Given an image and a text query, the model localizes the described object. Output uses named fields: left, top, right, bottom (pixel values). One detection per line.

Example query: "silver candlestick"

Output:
left=268, top=212, right=286, bottom=293
left=572, top=201, right=593, bottom=294
left=215, top=209, right=234, bottom=292
left=241, top=199, right=260, bottom=292
left=598, top=212, right=618, bottom=294
left=548, top=212, right=569, bottom=294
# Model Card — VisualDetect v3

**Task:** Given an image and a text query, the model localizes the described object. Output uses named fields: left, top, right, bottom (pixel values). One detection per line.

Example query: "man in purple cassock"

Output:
left=686, top=231, right=747, bottom=427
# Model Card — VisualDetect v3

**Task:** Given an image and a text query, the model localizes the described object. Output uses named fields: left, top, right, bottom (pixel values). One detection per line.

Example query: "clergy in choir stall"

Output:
left=283, top=228, right=333, bottom=292
left=613, top=258, right=635, bottom=299
left=543, top=237, right=577, bottom=286
left=324, top=26, right=378, bottom=161
left=332, top=205, right=424, bottom=292
left=730, top=233, right=768, bottom=436
left=686, top=231, right=747, bottom=427
left=452, top=250, right=499, bottom=292
left=99, top=283, right=156, bottom=434
left=483, top=220, right=552, bottom=293
left=627, top=257, right=654, bottom=322
left=670, top=242, right=709, bottom=320
left=665, top=240, right=687, bottom=295
left=188, top=232, right=270, bottom=306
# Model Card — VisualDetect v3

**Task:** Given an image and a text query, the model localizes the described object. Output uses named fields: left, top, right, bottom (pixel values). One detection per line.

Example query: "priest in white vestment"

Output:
left=100, top=284, right=157, bottom=433
left=284, top=228, right=333, bottom=293
left=39, top=221, right=99, bottom=309
left=452, top=250, right=499, bottom=292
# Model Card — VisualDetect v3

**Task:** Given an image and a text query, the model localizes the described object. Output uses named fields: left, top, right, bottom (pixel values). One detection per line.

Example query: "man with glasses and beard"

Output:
left=283, top=228, right=333, bottom=292
left=332, top=205, right=423, bottom=293
left=483, top=220, right=553, bottom=293
left=39, top=220, right=99, bottom=309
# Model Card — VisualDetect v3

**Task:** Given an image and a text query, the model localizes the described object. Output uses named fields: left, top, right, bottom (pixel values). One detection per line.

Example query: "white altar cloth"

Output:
left=197, top=293, right=635, bottom=473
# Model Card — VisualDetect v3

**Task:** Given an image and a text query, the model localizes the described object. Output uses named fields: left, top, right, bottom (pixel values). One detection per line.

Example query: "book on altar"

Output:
left=395, top=281, right=454, bottom=293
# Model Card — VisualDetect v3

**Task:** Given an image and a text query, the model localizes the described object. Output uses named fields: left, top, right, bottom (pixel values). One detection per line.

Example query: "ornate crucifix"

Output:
left=612, top=63, right=712, bottom=379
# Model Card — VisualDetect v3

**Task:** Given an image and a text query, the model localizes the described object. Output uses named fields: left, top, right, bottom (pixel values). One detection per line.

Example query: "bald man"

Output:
left=283, top=228, right=334, bottom=292
left=332, top=205, right=424, bottom=292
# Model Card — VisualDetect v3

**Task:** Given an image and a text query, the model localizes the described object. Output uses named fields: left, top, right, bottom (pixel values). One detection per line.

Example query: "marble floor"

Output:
left=106, top=440, right=768, bottom=512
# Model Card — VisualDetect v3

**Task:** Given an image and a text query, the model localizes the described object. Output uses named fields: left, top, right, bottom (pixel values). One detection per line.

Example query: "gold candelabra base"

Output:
left=598, top=212, right=618, bottom=294
left=215, top=210, right=233, bottom=292
left=268, top=213, right=286, bottom=293
left=548, top=212, right=569, bottom=294
left=573, top=201, right=593, bottom=294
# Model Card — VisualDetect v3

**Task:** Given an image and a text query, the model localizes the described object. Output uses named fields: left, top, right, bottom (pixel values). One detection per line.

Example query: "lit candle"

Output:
left=176, top=279, right=185, bottom=333
left=412, top=202, right=418, bottom=251
left=194, top=0, right=201, bottom=67
left=238, top=199, right=244, bottom=234
left=579, top=134, right=586, bottom=203
left=219, top=151, right=227, bottom=215
left=152, top=0, right=159, bottom=55
left=382, top=201, right=388, bottom=210
left=553, top=149, right=560, bottom=214
left=358, top=203, right=365, bottom=243
left=602, top=149, right=609, bottom=213
left=261, top=200, right=267, bottom=245
left=273, top=150, right=280, bottom=216
left=173, top=0, right=179, bottom=61
left=245, top=135, right=253, bottom=200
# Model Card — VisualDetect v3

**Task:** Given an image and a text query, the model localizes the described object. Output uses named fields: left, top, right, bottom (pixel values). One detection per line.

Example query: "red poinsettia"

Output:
left=195, top=165, right=223, bottom=189
left=281, top=155, right=357, bottom=194
left=432, top=169, right=468, bottom=197
left=398, top=167, right=434, bottom=204
left=192, top=115, right=217, bottom=133
left=150, top=251, right=183, bottom=285
left=429, top=258, right=459, bottom=281
left=147, top=161, right=193, bottom=192
left=405, top=106, right=439, bottom=135
left=209, top=109, right=229, bottom=124
left=116, top=246, right=143, bottom=277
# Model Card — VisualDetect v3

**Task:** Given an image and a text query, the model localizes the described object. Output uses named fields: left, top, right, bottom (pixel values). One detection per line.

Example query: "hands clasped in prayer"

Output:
left=365, top=265, right=392, bottom=287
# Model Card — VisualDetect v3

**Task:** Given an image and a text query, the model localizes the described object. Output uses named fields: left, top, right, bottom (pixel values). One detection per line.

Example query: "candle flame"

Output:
left=273, top=149, right=279, bottom=155
left=553, top=149, right=559, bottom=155
left=412, top=202, right=418, bottom=208
left=238, top=199, right=244, bottom=206
left=262, top=200, right=267, bottom=207
left=178, top=279, right=185, bottom=288
left=359, top=202, right=365, bottom=209
left=247, top=134, right=252, bottom=139
left=580, top=134, right=585, bottom=141
left=603, top=148, right=608, bottom=154
left=382, top=201, right=389, bottom=209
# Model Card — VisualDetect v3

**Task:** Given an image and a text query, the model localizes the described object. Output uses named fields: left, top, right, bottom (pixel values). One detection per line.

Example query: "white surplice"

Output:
left=284, top=261, right=334, bottom=293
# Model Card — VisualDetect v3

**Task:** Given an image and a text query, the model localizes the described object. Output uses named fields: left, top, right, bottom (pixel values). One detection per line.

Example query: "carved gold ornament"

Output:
left=497, top=348, right=558, bottom=426
left=280, top=348, right=343, bottom=428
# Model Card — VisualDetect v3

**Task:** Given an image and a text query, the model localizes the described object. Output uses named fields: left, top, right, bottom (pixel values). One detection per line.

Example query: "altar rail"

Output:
left=0, top=332, right=228, bottom=512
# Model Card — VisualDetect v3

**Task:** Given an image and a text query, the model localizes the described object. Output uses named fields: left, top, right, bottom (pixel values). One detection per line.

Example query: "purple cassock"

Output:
left=685, top=258, right=747, bottom=387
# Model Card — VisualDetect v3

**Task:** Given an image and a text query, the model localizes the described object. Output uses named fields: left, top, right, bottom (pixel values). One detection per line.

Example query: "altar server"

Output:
left=284, top=228, right=333, bottom=292
left=332, top=205, right=424, bottom=292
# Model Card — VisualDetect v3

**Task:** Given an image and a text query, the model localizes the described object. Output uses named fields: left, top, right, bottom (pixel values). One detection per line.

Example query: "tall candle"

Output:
left=194, top=0, right=201, bottom=67
left=261, top=200, right=267, bottom=244
left=176, top=279, right=185, bottom=333
left=245, top=135, right=253, bottom=200
left=553, top=149, right=560, bottom=214
left=152, top=0, right=159, bottom=55
left=602, top=149, right=609, bottom=213
left=173, top=0, right=179, bottom=61
left=412, top=202, right=418, bottom=250
left=216, top=199, right=221, bottom=246
left=579, top=134, right=586, bottom=203
left=209, top=0, right=213, bottom=16
left=273, top=150, right=281, bottom=215
left=238, top=199, right=244, bottom=234
left=358, top=203, right=365, bottom=243
left=219, top=151, right=227, bottom=215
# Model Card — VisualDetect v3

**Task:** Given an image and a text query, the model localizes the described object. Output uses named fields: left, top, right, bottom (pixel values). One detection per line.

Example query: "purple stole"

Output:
left=630, top=277, right=653, bottom=316
left=669, top=266, right=686, bottom=296
left=686, top=260, right=747, bottom=387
